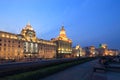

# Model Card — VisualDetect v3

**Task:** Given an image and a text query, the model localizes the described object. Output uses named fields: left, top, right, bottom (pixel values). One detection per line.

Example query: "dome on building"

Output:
left=24, top=22, right=34, bottom=31
left=59, top=25, right=67, bottom=38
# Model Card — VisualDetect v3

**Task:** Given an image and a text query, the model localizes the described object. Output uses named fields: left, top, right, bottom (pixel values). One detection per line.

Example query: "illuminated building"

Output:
left=0, top=23, right=56, bottom=60
left=99, top=44, right=108, bottom=56
left=98, top=44, right=119, bottom=56
left=72, top=45, right=85, bottom=57
left=83, top=46, right=98, bottom=57
left=0, top=31, right=24, bottom=60
left=107, top=49, right=119, bottom=56
left=89, top=46, right=97, bottom=57
left=51, top=25, right=72, bottom=58
left=99, top=44, right=107, bottom=49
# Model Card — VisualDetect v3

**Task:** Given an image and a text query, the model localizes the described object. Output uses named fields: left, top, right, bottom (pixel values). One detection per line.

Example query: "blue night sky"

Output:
left=0, top=0, right=120, bottom=49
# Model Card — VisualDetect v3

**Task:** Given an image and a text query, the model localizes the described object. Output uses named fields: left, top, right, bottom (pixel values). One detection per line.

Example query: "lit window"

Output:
left=6, top=35, right=9, bottom=38
left=2, top=34, right=5, bottom=37
left=11, top=36, right=13, bottom=38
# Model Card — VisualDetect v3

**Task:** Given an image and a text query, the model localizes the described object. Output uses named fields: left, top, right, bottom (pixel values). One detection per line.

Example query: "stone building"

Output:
left=0, top=23, right=56, bottom=60
left=72, top=45, right=85, bottom=57
left=51, top=25, right=72, bottom=58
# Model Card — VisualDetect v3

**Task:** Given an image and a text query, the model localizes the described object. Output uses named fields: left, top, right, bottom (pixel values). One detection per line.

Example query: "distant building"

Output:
left=72, top=45, right=85, bottom=57
left=89, top=46, right=96, bottom=57
left=107, top=49, right=119, bottom=56
left=98, top=44, right=108, bottom=56
left=0, top=23, right=56, bottom=60
left=83, top=47, right=89, bottom=57
left=99, top=44, right=107, bottom=49
left=83, top=46, right=98, bottom=57
left=51, top=25, right=72, bottom=58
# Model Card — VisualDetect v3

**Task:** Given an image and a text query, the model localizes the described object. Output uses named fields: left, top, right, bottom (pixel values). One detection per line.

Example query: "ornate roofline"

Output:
left=0, top=30, right=18, bottom=36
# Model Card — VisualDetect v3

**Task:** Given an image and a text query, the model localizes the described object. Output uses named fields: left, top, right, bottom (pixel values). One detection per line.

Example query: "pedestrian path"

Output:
left=41, top=59, right=120, bottom=80
left=92, top=72, right=107, bottom=80
left=107, top=72, right=120, bottom=80
left=41, top=60, right=98, bottom=80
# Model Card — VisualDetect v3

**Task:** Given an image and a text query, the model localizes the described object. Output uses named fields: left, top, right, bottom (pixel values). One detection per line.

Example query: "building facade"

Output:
left=72, top=45, right=85, bottom=57
left=98, top=44, right=108, bottom=56
left=51, top=26, right=72, bottom=58
left=0, top=31, right=24, bottom=60
left=0, top=23, right=56, bottom=60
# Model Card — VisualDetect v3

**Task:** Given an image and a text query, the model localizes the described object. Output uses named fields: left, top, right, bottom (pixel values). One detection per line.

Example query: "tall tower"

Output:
left=51, top=25, right=72, bottom=58
left=59, top=26, right=67, bottom=38
left=57, top=25, right=72, bottom=42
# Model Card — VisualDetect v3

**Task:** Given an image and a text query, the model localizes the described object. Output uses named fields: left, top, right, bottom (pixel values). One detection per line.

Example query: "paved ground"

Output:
left=107, top=72, right=120, bottom=80
left=41, top=60, right=98, bottom=80
left=92, top=72, right=107, bottom=80
left=40, top=60, right=120, bottom=80
left=91, top=62, right=120, bottom=80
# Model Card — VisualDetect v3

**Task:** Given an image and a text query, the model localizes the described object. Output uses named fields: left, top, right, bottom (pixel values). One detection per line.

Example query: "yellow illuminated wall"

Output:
left=51, top=25, right=72, bottom=58
left=0, top=23, right=56, bottom=60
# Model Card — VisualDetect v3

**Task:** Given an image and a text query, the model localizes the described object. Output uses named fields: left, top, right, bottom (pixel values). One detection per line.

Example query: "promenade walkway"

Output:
left=41, top=59, right=120, bottom=80
left=41, top=59, right=99, bottom=80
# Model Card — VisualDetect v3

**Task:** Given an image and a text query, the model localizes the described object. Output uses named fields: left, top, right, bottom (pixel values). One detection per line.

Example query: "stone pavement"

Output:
left=107, top=72, right=120, bottom=80
left=92, top=72, right=107, bottom=80
left=92, top=71, right=120, bottom=80
left=40, top=59, right=120, bottom=80
left=92, top=63, right=120, bottom=80
left=41, top=59, right=101, bottom=80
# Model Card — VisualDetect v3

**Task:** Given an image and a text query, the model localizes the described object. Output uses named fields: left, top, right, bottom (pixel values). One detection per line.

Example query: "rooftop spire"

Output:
left=61, top=23, right=65, bottom=31
left=61, top=26, right=64, bottom=30
left=24, top=21, right=33, bottom=30
left=27, top=21, right=30, bottom=25
left=61, top=22, right=64, bottom=26
left=61, top=23, right=64, bottom=29
left=59, top=25, right=66, bottom=38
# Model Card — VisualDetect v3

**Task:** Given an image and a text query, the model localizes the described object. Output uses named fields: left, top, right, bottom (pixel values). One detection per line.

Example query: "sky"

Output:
left=0, top=0, right=120, bottom=49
